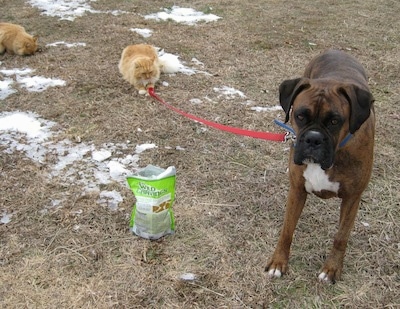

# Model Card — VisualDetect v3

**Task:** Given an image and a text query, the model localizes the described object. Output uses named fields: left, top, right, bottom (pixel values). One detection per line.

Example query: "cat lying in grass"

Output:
left=119, top=44, right=181, bottom=95
left=0, top=23, right=38, bottom=56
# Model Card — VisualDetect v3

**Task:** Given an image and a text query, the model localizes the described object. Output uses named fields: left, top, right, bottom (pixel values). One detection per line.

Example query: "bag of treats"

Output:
left=127, top=165, right=176, bottom=239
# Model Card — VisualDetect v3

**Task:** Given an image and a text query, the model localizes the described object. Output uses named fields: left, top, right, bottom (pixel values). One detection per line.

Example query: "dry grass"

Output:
left=1, top=0, right=399, bottom=308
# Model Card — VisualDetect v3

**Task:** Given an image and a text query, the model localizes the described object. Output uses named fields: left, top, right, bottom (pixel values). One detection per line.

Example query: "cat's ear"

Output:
left=33, top=35, right=38, bottom=42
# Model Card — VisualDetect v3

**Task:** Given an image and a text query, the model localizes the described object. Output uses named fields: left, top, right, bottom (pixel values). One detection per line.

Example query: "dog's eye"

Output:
left=297, top=114, right=305, bottom=121
left=331, top=119, right=339, bottom=125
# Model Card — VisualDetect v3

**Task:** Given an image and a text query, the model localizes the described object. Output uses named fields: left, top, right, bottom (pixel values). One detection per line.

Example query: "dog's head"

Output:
left=279, top=78, right=374, bottom=170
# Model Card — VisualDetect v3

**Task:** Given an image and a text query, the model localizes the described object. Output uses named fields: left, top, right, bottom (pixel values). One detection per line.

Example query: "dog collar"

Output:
left=274, top=119, right=352, bottom=148
left=274, top=119, right=296, bottom=135
left=338, top=133, right=352, bottom=148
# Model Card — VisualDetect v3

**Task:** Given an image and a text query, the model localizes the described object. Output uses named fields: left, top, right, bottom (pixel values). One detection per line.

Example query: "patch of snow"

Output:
left=189, top=98, right=203, bottom=104
left=98, top=190, right=123, bottom=211
left=1, top=68, right=34, bottom=76
left=1, top=212, right=12, bottom=224
left=130, top=28, right=153, bottom=38
left=0, top=111, right=55, bottom=140
left=28, top=0, right=98, bottom=21
left=213, top=86, right=246, bottom=99
left=92, top=149, right=112, bottom=162
left=1, top=67, right=65, bottom=99
left=179, top=273, right=196, bottom=281
left=144, top=6, right=221, bottom=25
left=46, top=41, right=86, bottom=48
left=17, top=75, right=66, bottom=92
left=135, top=143, right=157, bottom=154
left=27, top=0, right=128, bottom=21
left=0, top=111, right=160, bottom=211
left=106, top=10, right=128, bottom=16
left=191, top=58, right=204, bottom=66
left=251, top=105, right=282, bottom=112
left=107, top=160, right=131, bottom=181
left=0, top=79, right=16, bottom=100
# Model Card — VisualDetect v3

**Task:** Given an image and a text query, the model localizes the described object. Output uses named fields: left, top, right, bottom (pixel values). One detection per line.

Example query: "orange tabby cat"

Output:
left=0, top=23, right=38, bottom=56
left=118, top=44, right=161, bottom=95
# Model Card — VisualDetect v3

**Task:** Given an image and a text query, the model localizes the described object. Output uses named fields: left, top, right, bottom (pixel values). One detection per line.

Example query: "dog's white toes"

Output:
left=318, top=272, right=331, bottom=283
left=268, top=268, right=282, bottom=278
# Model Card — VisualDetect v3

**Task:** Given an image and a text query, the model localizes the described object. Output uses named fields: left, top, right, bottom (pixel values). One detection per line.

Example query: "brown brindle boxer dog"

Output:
left=266, top=49, right=375, bottom=283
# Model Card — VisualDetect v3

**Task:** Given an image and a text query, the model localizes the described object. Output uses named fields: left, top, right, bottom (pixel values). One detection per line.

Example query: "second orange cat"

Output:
left=0, top=22, right=38, bottom=56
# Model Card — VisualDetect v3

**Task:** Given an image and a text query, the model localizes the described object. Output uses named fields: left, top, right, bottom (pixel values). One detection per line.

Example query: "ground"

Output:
left=1, top=0, right=399, bottom=308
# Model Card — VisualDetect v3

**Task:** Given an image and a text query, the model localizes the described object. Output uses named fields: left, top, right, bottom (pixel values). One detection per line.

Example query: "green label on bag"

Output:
left=127, top=165, right=176, bottom=240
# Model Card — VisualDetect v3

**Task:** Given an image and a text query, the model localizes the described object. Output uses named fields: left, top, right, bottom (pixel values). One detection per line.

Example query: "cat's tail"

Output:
left=158, top=53, right=182, bottom=74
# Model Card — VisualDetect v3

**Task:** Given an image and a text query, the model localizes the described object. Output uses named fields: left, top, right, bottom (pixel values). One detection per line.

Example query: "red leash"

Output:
left=148, top=88, right=287, bottom=142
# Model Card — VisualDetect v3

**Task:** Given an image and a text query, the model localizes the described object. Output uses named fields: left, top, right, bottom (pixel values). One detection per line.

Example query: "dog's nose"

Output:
left=304, top=130, right=325, bottom=147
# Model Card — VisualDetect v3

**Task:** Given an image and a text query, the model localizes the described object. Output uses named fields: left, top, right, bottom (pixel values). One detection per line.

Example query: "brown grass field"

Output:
left=1, top=0, right=399, bottom=308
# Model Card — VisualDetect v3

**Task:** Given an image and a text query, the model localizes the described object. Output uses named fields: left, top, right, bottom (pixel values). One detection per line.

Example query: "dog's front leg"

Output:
left=318, top=195, right=362, bottom=283
left=266, top=184, right=307, bottom=278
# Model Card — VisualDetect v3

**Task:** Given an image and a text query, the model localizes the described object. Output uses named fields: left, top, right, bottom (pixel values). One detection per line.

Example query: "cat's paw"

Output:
left=138, top=89, right=147, bottom=95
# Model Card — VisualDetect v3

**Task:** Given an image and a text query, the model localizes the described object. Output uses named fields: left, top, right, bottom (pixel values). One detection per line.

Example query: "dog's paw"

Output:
left=267, top=267, right=282, bottom=278
left=318, top=267, right=341, bottom=284
left=318, top=271, right=339, bottom=284
left=265, top=259, right=288, bottom=279
left=318, top=256, right=343, bottom=283
left=318, top=272, right=334, bottom=283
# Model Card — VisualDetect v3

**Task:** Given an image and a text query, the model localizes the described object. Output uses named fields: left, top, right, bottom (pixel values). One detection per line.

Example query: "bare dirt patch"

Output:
left=1, top=0, right=399, bottom=308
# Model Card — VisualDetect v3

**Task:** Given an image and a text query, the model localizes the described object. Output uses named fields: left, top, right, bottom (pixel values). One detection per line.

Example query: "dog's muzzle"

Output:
left=294, top=130, right=335, bottom=170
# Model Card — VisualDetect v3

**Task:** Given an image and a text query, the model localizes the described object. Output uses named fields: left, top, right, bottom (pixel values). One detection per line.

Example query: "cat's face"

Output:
left=134, top=58, right=159, bottom=81
left=16, top=36, right=38, bottom=55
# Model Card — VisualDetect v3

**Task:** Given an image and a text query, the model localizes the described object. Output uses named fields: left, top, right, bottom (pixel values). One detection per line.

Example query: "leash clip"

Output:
left=284, top=131, right=296, bottom=143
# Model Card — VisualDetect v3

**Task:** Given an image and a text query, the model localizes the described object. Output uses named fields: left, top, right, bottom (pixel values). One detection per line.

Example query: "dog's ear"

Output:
left=279, top=78, right=310, bottom=122
left=338, top=85, right=374, bottom=134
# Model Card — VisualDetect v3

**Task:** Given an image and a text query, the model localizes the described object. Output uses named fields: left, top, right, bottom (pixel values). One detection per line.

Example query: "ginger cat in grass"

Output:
left=118, top=44, right=161, bottom=95
left=0, top=23, right=38, bottom=56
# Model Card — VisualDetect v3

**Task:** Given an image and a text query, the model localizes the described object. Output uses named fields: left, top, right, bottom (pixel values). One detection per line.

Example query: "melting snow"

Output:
left=180, top=273, right=196, bottom=281
left=251, top=106, right=282, bottom=112
left=213, top=86, right=246, bottom=99
left=17, top=75, right=66, bottom=92
left=0, top=67, right=65, bottom=99
left=144, top=6, right=221, bottom=25
left=46, top=41, right=87, bottom=48
left=0, top=111, right=158, bottom=210
left=135, top=143, right=157, bottom=154
left=0, top=79, right=16, bottom=100
left=1, top=68, right=33, bottom=76
left=27, top=0, right=128, bottom=21
left=28, top=0, right=97, bottom=20
left=98, top=190, right=123, bottom=211
left=131, top=28, right=153, bottom=38
left=1, top=212, right=12, bottom=224
left=92, top=149, right=112, bottom=162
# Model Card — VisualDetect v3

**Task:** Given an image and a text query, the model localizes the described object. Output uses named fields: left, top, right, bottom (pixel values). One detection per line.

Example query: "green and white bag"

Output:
left=127, top=165, right=176, bottom=240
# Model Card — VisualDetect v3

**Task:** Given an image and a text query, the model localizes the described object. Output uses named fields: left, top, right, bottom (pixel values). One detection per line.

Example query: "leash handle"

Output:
left=148, top=88, right=287, bottom=142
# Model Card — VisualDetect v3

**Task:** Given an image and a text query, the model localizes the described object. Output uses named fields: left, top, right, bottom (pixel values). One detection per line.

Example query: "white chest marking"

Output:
left=303, top=163, right=339, bottom=194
